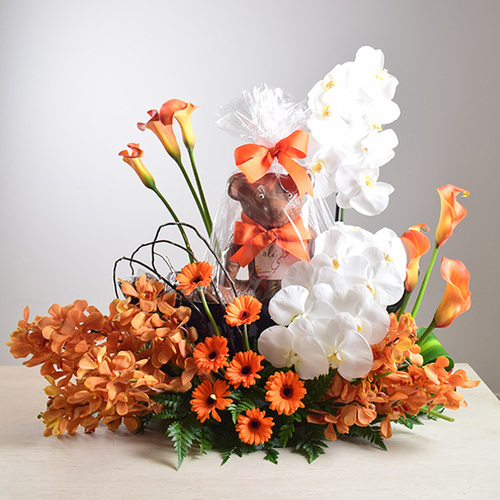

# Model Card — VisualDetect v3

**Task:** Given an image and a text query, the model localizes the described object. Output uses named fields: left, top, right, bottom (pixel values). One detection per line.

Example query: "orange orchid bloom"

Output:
left=159, top=99, right=198, bottom=149
left=119, top=143, right=156, bottom=190
left=433, top=257, right=471, bottom=328
left=138, top=109, right=182, bottom=162
left=435, top=184, right=469, bottom=247
left=401, top=224, right=430, bottom=292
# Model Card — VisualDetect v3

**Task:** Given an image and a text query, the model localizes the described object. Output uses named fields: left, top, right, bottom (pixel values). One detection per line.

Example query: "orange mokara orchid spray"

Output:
left=433, top=257, right=471, bottom=328
left=435, top=184, right=469, bottom=247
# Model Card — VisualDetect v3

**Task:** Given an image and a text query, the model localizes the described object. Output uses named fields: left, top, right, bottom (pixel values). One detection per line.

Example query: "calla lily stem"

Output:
left=174, top=157, right=211, bottom=235
left=411, top=244, right=439, bottom=318
left=417, top=319, right=436, bottom=346
left=397, top=291, right=411, bottom=319
left=188, top=146, right=213, bottom=235
left=152, top=187, right=194, bottom=262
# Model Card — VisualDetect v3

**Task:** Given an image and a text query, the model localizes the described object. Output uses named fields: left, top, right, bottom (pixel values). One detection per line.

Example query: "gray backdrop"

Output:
left=1, top=0, right=499, bottom=394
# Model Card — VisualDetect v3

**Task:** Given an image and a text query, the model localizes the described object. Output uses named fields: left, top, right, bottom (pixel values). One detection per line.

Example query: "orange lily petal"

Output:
left=401, top=224, right=431, bottom=292
left=433, top=257, right=471, bottom=328
left=435, top=185, right=469, bottom=247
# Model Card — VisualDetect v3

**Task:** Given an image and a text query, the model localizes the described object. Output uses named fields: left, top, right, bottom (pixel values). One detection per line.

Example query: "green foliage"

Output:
left=166, top=420, right=197, bottom=470
left=152, top=392, right=190, bottom=421
left=295, top=436, right=328, bottom=464
left=394, top=413, right=425, bottom=429
left=417, top=329, right=454, bottom=370
left=263, top=445, right=279, bottom=465
left=349, top=425, right=387, bottom=451
left=305, top=368, right=336, bottom=401
left=278, top=421, right=295, bottom=448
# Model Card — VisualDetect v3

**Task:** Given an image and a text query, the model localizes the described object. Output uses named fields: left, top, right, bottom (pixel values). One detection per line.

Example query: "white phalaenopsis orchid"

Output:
left=339, top=247, right=405, bottom=307
left=306, top=46, right=399, bottom=215
left=330, top=284, right=390, bottom=344
left=314, top=313, right=374, bottom=380
left=258, top=319, right=329, bottom=380
left=335, top=165, right=394, bottom=216
left=258, top=314, right=374, bottom=380
left=268, top=284, right=337, bottom=327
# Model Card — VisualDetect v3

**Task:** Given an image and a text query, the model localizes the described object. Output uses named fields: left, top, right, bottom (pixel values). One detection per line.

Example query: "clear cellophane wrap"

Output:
left=209, top=86, right=335, bottom=303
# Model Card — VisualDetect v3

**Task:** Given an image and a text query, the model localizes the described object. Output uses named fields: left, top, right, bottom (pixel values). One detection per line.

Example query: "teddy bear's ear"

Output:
left=228, top=173, right=248, bottom=200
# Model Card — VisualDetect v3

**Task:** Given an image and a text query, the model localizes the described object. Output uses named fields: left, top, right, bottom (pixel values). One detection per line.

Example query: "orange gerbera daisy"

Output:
left=190, top=379, right=232, bottom=423
left=225, top=351, right=264, bottom=389
left=265, top=371, right=307, bottom=415
left=224, top=295, right=262, bottom=327
left=193, top=336, right=229, bottom=373
left=236, top=408, right=274, bottom=445
left=176, top=261, right=214, bottom=295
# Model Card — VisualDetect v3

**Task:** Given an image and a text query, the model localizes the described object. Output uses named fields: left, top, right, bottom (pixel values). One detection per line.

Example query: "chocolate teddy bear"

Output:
left=224, top=171, right=313, bottom=303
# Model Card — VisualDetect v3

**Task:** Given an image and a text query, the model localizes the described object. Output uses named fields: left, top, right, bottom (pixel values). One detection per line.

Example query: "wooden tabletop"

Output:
left=1, top=364, right=499, bottom=499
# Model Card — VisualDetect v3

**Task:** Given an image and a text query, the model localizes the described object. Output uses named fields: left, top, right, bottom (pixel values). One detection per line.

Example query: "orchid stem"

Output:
left=417, top=319, right=436, bottom=346
left=152, top=187, right=194, bottom=263
left=411, top=244, right=439, bottom=318
left=188, top=147, right=213, bottom=236
left=420, top=406, right=455, bottom=422
left=242, top=324, right=250, bottom=351
left=199, top=289, right=221, bottom=336
left=340, top=208, right=344, bottom=222
left=174, top=157, right=211, bottom=235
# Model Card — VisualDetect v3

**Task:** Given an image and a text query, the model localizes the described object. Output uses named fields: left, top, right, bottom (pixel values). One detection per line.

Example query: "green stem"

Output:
left=199, top=288, right=221, bottom=336
left=340, top=208, right=344, bottom=223
left=242, top=324, right=250, bottom=351
left=411, top=244, right=439, bottom=318
left=420, top=406, right=455, bottom=422
left=397, top=291, right=411, bottom=320
left=152, top=187, right=194, bottom=262
left=188, top=147, right=212, bottom=236
left=173, top=157, right=210, bottom=235
left=417, top=318, right=436, bottom=346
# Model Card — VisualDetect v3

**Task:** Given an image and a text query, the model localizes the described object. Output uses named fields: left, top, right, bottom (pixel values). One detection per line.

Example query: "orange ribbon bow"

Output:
left=234, top=130, right=313, bottom=199
left=230, top=213, right=312, bottom=268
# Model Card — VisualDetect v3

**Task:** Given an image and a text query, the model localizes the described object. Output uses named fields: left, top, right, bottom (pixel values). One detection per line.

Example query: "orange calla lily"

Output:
left=401, top=224, right=430, bottom=292
left=118, top=143, right=156, bottom=190
left=435, top=184, right=469, bottom=247
left=138, top=109, right=182, bottom=162
left=159, top=99, right=198, bottom=149
left=433, top=257, right=471, bottom=328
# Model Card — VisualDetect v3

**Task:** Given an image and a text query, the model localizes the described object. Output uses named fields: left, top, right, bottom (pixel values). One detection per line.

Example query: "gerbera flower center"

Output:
left=241, top=366, right=251, bottom=375
left=206, top=393, right=217, bottom=406
left=208, top=351, right=217, bottom=359
left=239, top=310, right=249, bottom=319
left=192, top=276, right=203, bottom=284
left=281, top=386, right=293, bottom=399
left=250, top=420, right=260, bottom=429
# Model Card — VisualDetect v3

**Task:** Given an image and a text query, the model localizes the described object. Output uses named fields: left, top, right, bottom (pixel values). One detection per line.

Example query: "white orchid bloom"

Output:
left=268, top=283, right=337, bottom=326
left=281, top=253, right=338, bottom=289
left=258, top=319, right=329, bottom=380
left=309, top=147, right=341, bottom=198
left=372, top=228, right=407, bottom=281
left=315, top=313, right=374, bottom=380
left=339, top=247, right=405, bottom=307
left=351, top=46, right=399, bottom=101
left=313, top=226, right=369, bottom=270
left=330, top=284, right=390, bottom=345
left=335, top=164, right=394, bottom=216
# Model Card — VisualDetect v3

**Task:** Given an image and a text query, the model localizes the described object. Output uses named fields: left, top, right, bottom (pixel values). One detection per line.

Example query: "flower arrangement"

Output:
left=8, top=47, right=479, bottom=468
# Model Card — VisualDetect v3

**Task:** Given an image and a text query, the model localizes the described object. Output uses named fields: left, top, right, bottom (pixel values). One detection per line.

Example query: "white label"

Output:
left=254, top=242, right=300, bottom=280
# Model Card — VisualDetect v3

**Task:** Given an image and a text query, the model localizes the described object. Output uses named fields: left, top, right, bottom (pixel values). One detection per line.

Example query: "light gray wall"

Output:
left=2, top=0, right=499, bottom=394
